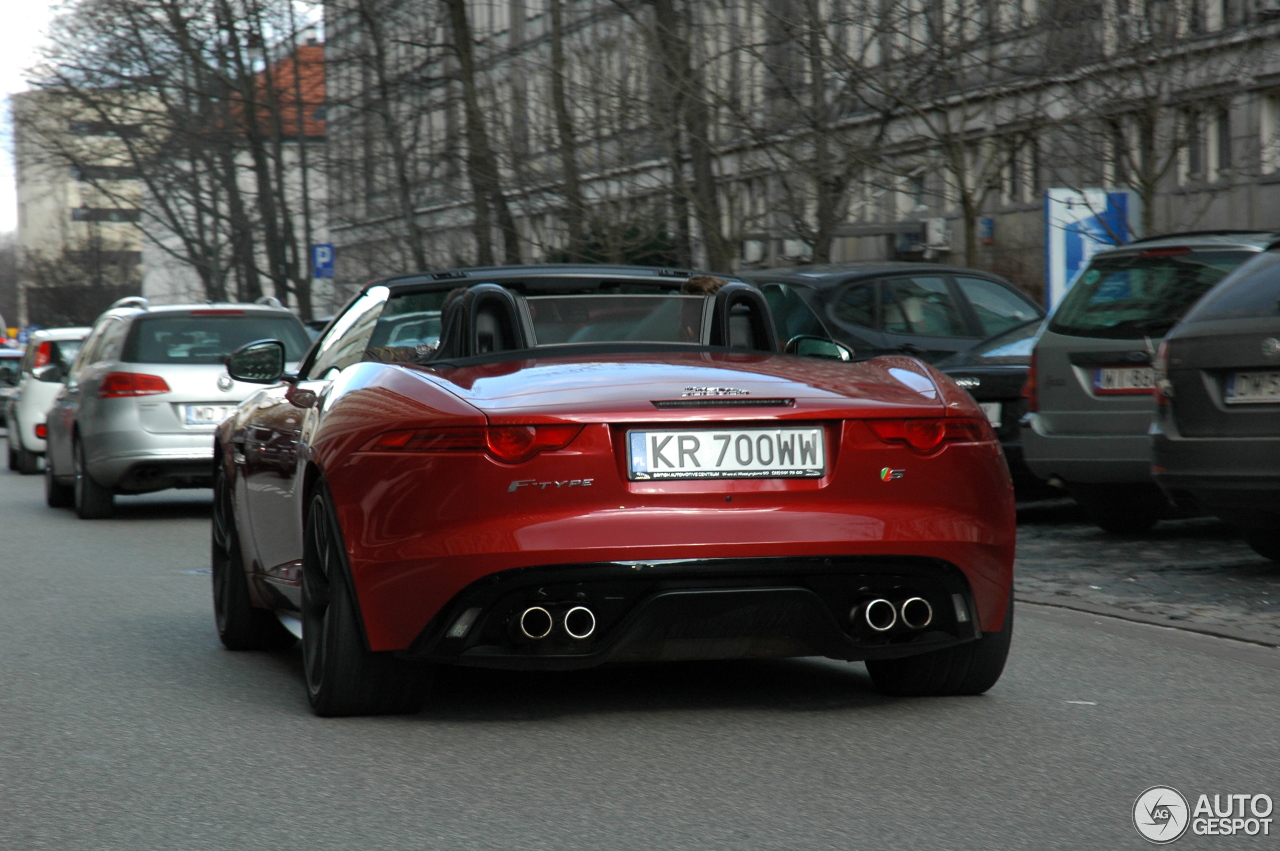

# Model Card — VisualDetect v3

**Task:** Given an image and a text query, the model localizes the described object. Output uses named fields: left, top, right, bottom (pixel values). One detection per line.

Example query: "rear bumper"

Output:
left=1152, top=427, right=1280, bottom=524
left=1021, top=412, right=1153, bottom=484
left=403, top=556, right=987, bottom=669
left=85, top=434, right=215, bottom=492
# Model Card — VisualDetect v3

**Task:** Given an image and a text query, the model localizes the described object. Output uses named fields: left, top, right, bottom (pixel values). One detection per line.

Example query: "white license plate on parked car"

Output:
left=627, top=427, right=825, bottom=480
left=1225, top=371, right=1280, bottom=404
left=184, top=404, right=238, bottom=425
left=1092, top=367, right=1154, bottom=395
left=978, top=402, right=1002, bottom=428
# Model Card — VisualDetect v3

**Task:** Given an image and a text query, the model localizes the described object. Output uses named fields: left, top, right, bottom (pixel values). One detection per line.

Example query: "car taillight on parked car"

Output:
left=866, top=417, right=994, bottom=454
left=33, top=342, right=53, bottom=369
left=1022, top=350, right=1038, bottom=412
left=365, top=424, right=583, bottom=464
left=1153, top=340, right=1173, bottom=407
left=98, top=372, right=172, bottom=398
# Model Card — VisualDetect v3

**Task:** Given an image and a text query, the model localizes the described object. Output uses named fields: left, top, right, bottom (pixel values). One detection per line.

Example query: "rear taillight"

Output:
left=1022, top=349, right=1038, bottom=413
left=98, top=372, right=171, bottom=398
left=866, top=417, right=994, bottom=454
left=33, top=342, right=53, bottom=369
left=1153, top=340, right=1173, bottom=407
left=35, top=424, right=48, bottom=439
left=366, top=424, right=583, bottom=463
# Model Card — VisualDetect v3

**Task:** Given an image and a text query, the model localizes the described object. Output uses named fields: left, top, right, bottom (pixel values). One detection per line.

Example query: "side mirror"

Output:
left=785, top=335, right=853, bottom=362
left=32, top=363, right=65, bottom=384
left=226, top=339, right=286, bottom=384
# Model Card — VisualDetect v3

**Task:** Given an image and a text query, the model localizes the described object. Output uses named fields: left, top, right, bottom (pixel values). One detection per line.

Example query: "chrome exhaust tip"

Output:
left=563, top=606, right=596, bottom=640
left=899, top=597, right=933, bottom=630
left=853, top=598, right=897, bottom=633
left=519, top=606, right=553, bottom=640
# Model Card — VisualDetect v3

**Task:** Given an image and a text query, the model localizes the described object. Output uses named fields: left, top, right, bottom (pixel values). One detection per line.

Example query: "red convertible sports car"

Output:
left=214, top=265, right=1015, bottom=716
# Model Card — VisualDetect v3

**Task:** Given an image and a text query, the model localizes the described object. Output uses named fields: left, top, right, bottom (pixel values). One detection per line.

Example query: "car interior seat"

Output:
left=709, top=284, right=779, bottom=352
left=430, top=284, right=531, bottom=359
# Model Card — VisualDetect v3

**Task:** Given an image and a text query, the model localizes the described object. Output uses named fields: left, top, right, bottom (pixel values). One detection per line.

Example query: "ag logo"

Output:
left=880, top=467, right=904, bottom=481
left=1134, top=786, right=1190, bottom=843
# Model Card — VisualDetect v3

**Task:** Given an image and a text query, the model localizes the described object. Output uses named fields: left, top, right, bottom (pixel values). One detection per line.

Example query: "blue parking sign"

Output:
left=311, top=244, right=335, bottom=279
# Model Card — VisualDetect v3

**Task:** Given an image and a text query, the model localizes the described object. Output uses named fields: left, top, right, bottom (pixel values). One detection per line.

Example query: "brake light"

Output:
left=189, top=309, right=246, bottom=315
left=1140, top=247, right=1191, bottom=257
left=35, top=424, right=47, bottom=439
left=98, top=372, right=171, bottom=397
left=867, top=417, right=993, bottom=454
left=1022, top=349, right=1038, bottom=412
left=33, top=342, right=53, bottom=369
left=1153, top=340, right=1173, bottom=407
left=366, top=424, right=583, bottom=463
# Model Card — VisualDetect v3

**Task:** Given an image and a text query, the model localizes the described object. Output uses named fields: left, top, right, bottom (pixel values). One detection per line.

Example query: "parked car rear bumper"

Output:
left=1021, top=413, right=1152, bottom=483
left=1152, top=427, right=1280, bottom=524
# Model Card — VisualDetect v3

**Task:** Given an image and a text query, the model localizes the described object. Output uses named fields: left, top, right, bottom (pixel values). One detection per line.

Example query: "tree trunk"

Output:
left=549, top=0, right=587, bottom=261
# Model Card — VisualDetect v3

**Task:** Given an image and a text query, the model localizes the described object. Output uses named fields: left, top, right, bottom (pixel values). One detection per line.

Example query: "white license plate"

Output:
left=1225, top=371, right=1280, bottom=404
left=979, top=402, right=1002, bottom=428
left=183, top=404, right=238, bottom=425
left=1093, top=366, right=1154, bottom=395
left=627, top=427, right=825, bottom=480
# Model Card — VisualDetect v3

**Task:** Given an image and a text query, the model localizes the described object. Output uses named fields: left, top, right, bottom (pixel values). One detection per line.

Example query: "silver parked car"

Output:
left=5, top=327, right=91, bottom=474
left=43, top=298, right=311, bottom=518
left=1022, top=231, right=1279, bottom=533
left=1152, top=246, right=1280, bottom=560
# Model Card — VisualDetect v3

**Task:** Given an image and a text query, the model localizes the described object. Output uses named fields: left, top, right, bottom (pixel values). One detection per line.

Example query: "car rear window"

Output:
left=1180, top=250, right=1280, bottom=322
left=1049, top=249, right=1255, bottom=339
left=123, top=314, right=311, bottom=364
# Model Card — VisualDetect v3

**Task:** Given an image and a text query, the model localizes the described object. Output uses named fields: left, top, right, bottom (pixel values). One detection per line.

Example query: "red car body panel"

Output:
left=256, top=352, right=1016, bottom=651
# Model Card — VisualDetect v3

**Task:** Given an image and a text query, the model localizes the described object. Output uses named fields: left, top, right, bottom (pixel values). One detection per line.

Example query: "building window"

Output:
left=66, top=120, right=144, bottom=138
left=70, top=165, right=141, bottom=181
left=1212, top=107, right=1231, bottom=179
left=1262, top=93, right=1280, bottom=175
left=71, top=207, right=142, bottom=223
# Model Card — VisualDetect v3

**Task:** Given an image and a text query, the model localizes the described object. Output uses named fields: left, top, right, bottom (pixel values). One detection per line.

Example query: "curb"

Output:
left=1016, top=592, right=1280, bottom=650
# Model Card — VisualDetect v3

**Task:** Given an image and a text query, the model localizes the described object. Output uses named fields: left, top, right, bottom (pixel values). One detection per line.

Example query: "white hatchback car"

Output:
left=5, top=327, right=91, bottom=474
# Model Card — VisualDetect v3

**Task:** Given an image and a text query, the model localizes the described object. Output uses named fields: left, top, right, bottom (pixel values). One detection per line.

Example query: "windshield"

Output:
left=962, top=319, right=1042, bottom=362
left=1180, top=250, right=1280, bottom=323
left=526, top=295, right=706, bottom=345
left=125, top=314, right=311, bottom=364
left=1049, top=249, right=1255, bottom=339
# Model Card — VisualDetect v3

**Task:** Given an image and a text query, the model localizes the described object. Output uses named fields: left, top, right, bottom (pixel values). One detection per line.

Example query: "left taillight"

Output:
left=98, top=372, right=171, bottom=398
left=366, top=424, right=582, bottom=464
left=32, top=342, right=53, bottom=369
left=867, top=417, right=994, bottom=454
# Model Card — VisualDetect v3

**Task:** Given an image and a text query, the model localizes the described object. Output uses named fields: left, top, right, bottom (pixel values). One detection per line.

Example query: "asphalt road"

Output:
left=2, top=458, right=1279, bottom=850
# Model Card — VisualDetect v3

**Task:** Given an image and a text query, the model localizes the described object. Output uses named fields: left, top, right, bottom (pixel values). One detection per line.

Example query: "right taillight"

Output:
left=867, top=417, right=994, bottom=454
left=98, top=372, right=171, bottom=398
left=1022, top=349, right=1038, bottom=413
left=1153, top=340, right=1173, bottom=407
left=33, top=342, right=53, bottom=369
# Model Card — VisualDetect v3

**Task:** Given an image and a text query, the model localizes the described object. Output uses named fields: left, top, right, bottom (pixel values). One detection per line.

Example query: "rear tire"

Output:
left=16, top=445, right=40, bottom=475
left=1242, top=529, right=1280, bottom=562
left=73, top=437, right=114, bottom=519
left=212, top=462, right=295, bottom=651
left=45, top=457, right=74, bottom=508
left=866, top=593, right=1013, bottom=697
left=301, top=489, right=432, bottom=717
left=1068, top=483, right=1164, bottom=534
left=7, top=442, right=17, bottom=471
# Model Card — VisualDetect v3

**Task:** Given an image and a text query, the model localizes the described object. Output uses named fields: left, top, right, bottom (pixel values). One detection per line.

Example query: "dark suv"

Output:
left=739, top=262, right=1043, bottom=362
left=1152, top=245, right=1280, bottom=560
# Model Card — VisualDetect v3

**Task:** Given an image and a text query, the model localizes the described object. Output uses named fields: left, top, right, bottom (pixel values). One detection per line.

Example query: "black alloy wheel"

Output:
left=865, top=591, right=1014, bottom=697
left=211, top=461, right=295, bottom=651
left=73, top=437, right=114, bottom=519
left=301, top=489, right=432, bottom=717
left=44, top=451, right=74, bottom=508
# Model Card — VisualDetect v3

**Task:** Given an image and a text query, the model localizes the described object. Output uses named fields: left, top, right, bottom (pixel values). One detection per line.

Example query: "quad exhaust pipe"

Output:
left=517, top=605, right=596, bottom=641
left=851, top=597, right=933, bottom=634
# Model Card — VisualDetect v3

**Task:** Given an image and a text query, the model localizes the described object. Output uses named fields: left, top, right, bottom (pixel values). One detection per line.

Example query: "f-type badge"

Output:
left=880, top=468, right=905, bottom=481
left=682, top=386, right=750, bottom=397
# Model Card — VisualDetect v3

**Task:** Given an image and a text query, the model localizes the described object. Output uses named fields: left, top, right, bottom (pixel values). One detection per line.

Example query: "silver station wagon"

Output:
left=43, top=297, right=311, bottom=519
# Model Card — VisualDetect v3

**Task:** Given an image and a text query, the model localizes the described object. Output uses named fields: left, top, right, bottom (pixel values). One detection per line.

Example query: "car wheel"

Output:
left=301, top=489, right=432, bottom=717
left=16, top=444, right=40, bottom=475
left=865, top=592, right=1013, bottom=697
left=1242, top=528, right=1280, bottom=562
left=211, top=462, right=296, bottom=651
left=73, top=437, right=114, bottom=519
left=1068, top=483, right=1164, bottom=534
left=45, top=456, right=74, bottom=508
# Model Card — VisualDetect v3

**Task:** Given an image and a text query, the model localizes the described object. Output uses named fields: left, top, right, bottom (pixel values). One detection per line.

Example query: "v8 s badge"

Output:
left=880, top=468, right=905, bottom=481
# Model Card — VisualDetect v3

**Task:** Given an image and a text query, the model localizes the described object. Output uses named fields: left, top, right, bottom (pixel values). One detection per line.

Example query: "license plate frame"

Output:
left=183, top=404, right=238, bottom=425
left=1092, top=366, right=1154, bottom=396
left=627, top=427, right=825, bottom=481
left=1224, top=371, right=1280, bottom=405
